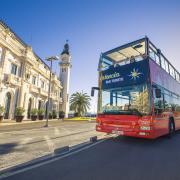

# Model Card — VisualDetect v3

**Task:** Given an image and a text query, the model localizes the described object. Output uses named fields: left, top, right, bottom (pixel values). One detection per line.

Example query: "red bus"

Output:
left=92, top=37, right=180, bottom=139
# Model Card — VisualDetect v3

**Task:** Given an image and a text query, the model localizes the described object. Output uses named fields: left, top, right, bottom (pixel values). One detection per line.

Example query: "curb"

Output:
left=54, top=146, right=69, bottom=155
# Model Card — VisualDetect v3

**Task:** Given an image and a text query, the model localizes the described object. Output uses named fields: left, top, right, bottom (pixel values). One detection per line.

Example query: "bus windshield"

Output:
left=98, top=83, right=152, bottom=115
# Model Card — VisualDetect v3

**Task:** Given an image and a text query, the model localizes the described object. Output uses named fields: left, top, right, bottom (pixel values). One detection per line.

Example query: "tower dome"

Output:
left=61, top=40, right=70, bottom=55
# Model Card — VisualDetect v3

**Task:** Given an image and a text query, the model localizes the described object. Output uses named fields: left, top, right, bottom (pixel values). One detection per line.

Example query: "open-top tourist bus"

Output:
left=92, top=37, right=180, bottom=139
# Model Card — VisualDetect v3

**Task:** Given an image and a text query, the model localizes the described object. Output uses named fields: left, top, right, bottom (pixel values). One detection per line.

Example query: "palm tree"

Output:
left=70, top=92, right=91, bottom=117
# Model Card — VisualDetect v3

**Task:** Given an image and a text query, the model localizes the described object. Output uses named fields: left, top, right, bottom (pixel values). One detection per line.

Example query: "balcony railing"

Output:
left=30, top=84, right=39, bottom=94
left=50, top=93, right=62, bottom=102
left=5, top=74, right=21, bottom=86
left=40, top=88, right=48, bottom=97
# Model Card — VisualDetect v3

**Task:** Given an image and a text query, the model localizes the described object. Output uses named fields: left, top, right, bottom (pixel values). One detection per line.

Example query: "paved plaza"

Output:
left=0, top=120, right=104, bottom=171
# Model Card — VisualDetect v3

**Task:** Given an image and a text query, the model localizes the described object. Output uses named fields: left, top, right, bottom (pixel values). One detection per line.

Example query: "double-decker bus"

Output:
left=92, top=37, right=180, bottom=139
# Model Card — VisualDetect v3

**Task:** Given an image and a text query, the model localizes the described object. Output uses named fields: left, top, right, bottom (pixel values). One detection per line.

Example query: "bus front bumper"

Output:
left=96, top=125, right=155, bottom=139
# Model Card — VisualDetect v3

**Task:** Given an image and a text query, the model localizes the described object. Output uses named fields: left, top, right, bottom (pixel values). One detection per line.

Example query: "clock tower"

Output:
left=59, top=41, right=72, bottom=118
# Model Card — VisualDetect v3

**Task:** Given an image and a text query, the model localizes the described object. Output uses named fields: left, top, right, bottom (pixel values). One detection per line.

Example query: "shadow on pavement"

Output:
left=0, top=138, right=100, bottom=174
left=0, top=143, right=19, bottom=155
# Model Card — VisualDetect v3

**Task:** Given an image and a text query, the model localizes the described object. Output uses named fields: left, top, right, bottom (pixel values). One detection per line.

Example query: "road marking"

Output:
left=44, top=135, right=55, bottom=152
left=0, top=138, right=107, bottom=179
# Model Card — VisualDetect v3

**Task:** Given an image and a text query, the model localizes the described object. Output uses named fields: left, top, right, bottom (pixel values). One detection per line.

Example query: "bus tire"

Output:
left=168, top=118, right=175, bottom=137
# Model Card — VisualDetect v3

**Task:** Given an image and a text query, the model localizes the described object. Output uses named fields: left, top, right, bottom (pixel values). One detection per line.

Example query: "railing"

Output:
left=50, top=93, right=62, bottom=102
left=29, top=84, right=39, bottom=94
left=6, top=74, right=21, bottom=86
left=39, top=88, right=48, bottom=97
left=52, top=74, right=62, bottom=87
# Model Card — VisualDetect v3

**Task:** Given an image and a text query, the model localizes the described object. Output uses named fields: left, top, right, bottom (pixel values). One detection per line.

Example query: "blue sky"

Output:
left=1, top=0, right=180, bottom=111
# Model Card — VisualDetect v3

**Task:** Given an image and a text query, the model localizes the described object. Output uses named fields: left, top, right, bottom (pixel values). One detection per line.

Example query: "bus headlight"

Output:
left=140, top=126, right=151, bottom=131
left=96, top=122, right=101, bottom=126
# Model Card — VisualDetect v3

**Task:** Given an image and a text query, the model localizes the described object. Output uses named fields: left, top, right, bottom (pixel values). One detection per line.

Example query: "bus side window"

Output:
left=164, top=93, right=172, bottom=112
left=176, top=96, right=180, bottom=112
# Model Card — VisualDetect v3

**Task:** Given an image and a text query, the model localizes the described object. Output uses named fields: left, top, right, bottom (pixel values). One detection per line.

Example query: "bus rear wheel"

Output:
left=168, top=119, right=175, bottom=137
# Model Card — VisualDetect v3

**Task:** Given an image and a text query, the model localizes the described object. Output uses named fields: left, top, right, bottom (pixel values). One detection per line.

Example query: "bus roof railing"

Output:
left=100, top=37, right=180, bottom=83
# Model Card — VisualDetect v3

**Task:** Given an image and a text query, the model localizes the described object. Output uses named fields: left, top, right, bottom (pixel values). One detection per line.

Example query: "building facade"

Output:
left=0, top=20, right=70, bottom=120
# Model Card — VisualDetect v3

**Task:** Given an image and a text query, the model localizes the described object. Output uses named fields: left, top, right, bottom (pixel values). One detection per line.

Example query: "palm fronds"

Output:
left=70, top=92, right=91, bottom=117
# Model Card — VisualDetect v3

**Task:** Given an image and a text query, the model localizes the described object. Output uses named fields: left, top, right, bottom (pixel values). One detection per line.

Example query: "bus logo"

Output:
left=128, top=68, right=142, bottom=80
left=102, top=72, right=120, bottom=80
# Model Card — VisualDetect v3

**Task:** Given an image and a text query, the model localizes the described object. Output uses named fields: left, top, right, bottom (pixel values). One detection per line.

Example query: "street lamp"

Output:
left=44, top=56, right=59, bottom=127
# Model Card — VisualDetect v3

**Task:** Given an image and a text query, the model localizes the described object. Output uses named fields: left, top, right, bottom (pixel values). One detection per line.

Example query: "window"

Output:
left=99, top=83, right=151, bottom=115
left=32, top=76, right=36, bottom=85
left=25, top=73, right=30, bottom=80
left=153, top=85, right=180, bottom=114
left=164, top=93, right=171, bottom=111
left=11, top=63, right=17, bottom=75
left=163, top=91, right=178, bottom=112
left=41, top=80, right=45, bottom=88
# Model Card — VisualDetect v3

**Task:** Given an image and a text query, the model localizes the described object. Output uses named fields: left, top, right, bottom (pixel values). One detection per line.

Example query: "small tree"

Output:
left=15, top=107, right=25, bottom=122
left=31, top=108, right=38, bottom=116
left=38, top=109, right=45, bottom=116
left=31, top=108, right=38, bottom=121
left=38, top=109, right=45, bottom=120
left=15, top=107, right=25, bottom=116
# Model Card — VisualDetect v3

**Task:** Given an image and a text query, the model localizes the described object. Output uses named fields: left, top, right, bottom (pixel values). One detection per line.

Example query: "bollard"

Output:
left=90, top=136, right=97, bottom=143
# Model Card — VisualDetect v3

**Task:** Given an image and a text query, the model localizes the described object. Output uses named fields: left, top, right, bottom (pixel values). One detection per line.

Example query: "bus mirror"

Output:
left=155, top=88, right=161, bottom=98
left=91, top=88, right=95, bottom=97
left=91, top=87, right=99, bottom=97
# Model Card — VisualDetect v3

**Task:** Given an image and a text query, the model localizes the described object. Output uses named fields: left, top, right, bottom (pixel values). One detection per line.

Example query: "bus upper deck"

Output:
left=99, top=37, right=180, bottom=84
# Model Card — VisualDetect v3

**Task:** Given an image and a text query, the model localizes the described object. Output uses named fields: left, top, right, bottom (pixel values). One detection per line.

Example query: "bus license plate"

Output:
left=112, top=130, right=124, bottom=135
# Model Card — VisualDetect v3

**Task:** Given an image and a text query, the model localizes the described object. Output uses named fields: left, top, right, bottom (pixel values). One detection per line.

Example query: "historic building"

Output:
left=0, top=20, right=71, bottom=120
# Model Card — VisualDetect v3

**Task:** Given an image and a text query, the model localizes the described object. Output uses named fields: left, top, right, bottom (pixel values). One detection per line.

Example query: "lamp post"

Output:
left=44, top=56, right=59, bottom=127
